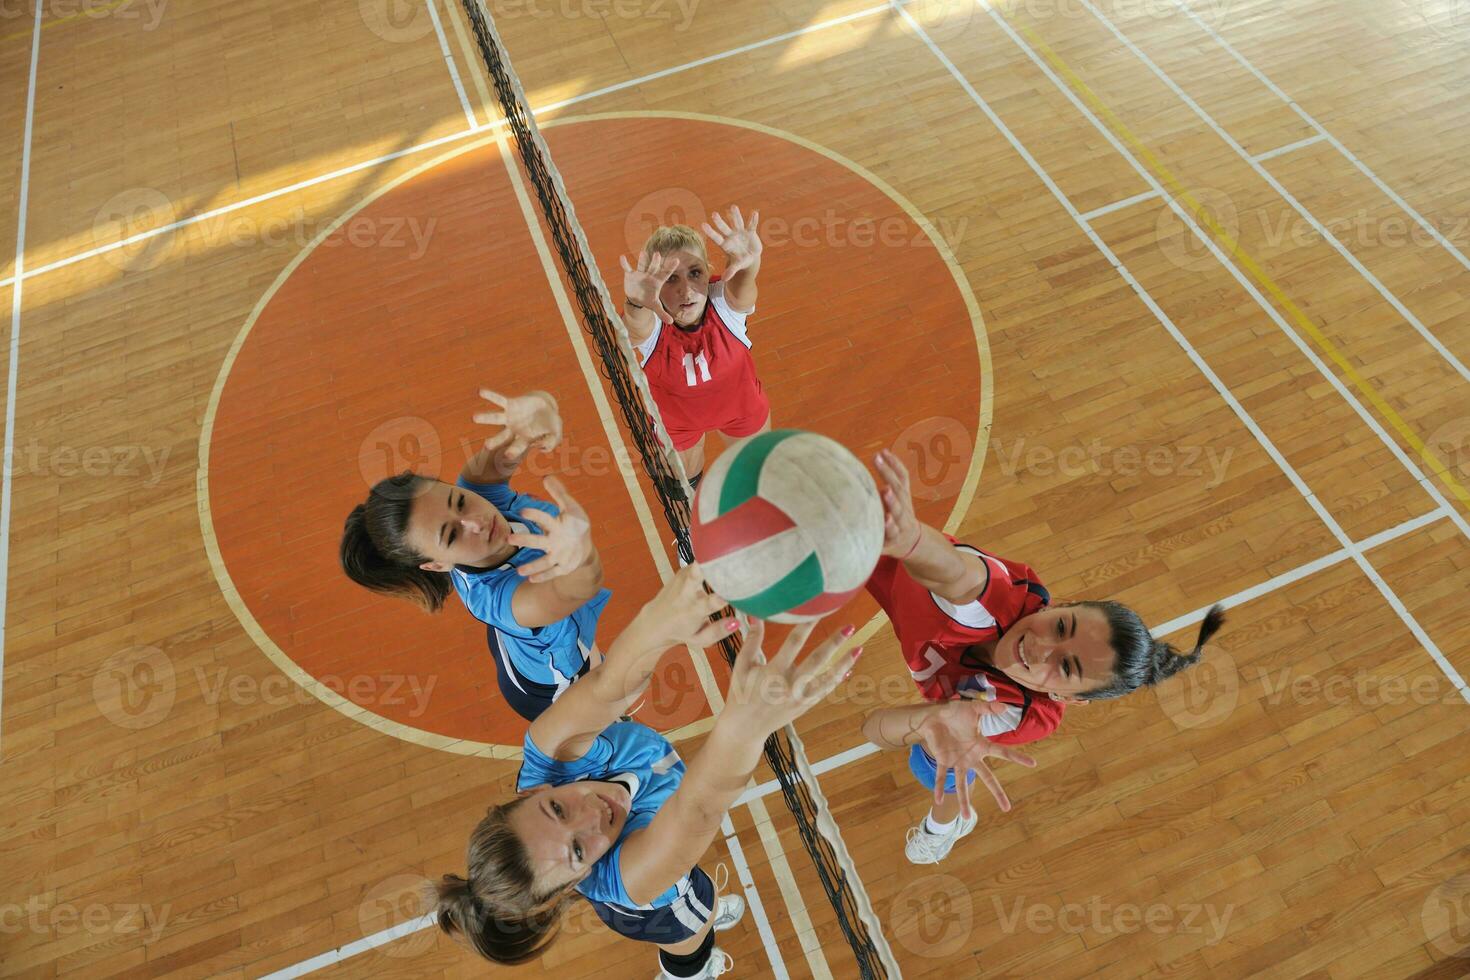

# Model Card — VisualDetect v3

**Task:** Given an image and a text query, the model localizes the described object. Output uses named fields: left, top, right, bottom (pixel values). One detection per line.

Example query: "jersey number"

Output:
left=682, top=352, right=712, bottom=386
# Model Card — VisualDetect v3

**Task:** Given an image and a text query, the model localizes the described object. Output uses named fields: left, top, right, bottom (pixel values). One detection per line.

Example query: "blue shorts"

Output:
left=588, top=865, right=716, bottom=946
left=909, top=744, right=978, bottom=796
left=486, top=625, right=591, bottom=721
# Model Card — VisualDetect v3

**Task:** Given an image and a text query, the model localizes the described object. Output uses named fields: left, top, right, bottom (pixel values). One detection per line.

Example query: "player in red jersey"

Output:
left=619, top=209, right=770, bottom=488
left=859, top=449, right=1225, bottom=864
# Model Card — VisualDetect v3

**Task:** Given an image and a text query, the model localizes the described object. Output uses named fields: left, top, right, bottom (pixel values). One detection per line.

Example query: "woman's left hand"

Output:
left=702, top=206, right=762, bottom=277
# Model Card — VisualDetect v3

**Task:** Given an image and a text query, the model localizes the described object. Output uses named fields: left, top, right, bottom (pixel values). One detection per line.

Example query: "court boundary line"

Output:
left=973, top=0, right=1470, bottom=538
left=0, top=0, right=45, bottom=756
left=1250, top=133, right=1325, bottom=164
left=1174, top=0, right=1470, bottom=275
left=425, top=0, right=477, bottom=129
left=896, top=3, right=1470, bottom=704
left=1084, top=0, right=1470, bottom=387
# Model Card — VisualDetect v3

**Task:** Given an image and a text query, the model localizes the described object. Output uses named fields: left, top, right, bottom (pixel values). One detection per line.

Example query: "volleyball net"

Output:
left=454, top=2, right=900, bottom=976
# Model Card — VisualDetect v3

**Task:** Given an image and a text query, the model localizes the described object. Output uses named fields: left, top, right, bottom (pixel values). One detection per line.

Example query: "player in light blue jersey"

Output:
left=435, top=564, right=862, bottom=978
left=341, top=389, right=610, bottom=719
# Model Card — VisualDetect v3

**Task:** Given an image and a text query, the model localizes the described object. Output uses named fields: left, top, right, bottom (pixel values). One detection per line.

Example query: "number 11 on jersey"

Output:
left=683, top=352, right=712, bottom=386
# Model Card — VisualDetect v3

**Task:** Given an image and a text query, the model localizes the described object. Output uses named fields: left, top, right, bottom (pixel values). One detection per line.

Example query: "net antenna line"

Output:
left=455, top=2, right=902, bottom=976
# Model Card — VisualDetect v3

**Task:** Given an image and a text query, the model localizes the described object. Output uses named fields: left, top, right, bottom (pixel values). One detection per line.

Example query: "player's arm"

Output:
left=874, top=449, right=987, bottom=603
left=861, top=690, right=1037, bottom=818
left=620, top=251, right=677, bottom=345
left=618, top=619, right=856, bottom=905
left=461, top=389, right=562, bottom=485
left=503, top=477, right=606, bottom=629
left=529, top=565, right=737, bottom=761
left=702, top=207, right=761, bottom=314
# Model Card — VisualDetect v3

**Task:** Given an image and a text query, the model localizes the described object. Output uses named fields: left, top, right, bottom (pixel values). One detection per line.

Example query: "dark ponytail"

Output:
left=436, top=798, right=580, bottom=964
left=1072, top=602, right=1225, bottom=701
left=339, top=471, right=453, bottom=612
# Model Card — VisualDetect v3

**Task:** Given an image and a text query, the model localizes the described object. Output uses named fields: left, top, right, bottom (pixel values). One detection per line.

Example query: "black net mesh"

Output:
left=455, top=2, right=893, bottom=975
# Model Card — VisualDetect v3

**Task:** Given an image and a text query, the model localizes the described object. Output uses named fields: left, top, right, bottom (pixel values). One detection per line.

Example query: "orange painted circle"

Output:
left=206, top=116, right=985, bottom=750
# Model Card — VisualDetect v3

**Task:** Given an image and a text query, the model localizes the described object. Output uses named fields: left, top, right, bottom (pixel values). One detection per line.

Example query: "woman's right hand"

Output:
left=723, top=619, right=861, bottom=735
left=630, top=563, right=740, bottom=650
left=620, top=251, right=678, bottom=325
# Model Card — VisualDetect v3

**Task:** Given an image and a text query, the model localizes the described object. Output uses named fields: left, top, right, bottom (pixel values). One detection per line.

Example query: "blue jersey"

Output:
left=451, top=477, right=611, bottom=692
left=519, top=721, right=690, bottom=909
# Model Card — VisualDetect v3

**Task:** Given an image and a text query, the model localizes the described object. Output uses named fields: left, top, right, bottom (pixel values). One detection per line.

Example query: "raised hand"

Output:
left=620, top=251, right=678, bottom=324
left=916, top=690, right=1037, bottom=818
left=725, top=619, right=860, bottom=735
left=875, top=448, right=922, bottom=558
left=507, top=477, right=594, bottom=582
left=474, top=389, right=563, bottom=462
left=629, top=563, right=740, bottom=650
left=701, top=206, right=762, bottom=277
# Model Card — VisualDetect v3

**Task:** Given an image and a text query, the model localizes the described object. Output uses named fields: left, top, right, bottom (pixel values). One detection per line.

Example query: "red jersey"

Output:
left=637, top=278, right=771, bottom=452
left=866, top=540, right=1063, bottom=745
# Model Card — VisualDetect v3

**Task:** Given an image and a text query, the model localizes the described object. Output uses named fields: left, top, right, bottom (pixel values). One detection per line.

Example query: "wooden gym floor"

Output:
left=2, top=0, right=1469, bottom=977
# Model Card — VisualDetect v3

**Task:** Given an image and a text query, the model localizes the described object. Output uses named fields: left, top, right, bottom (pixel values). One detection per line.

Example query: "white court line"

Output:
left=901, top=2, right=1469, bottom=702
left=1084, top=0, right=1470, bottom=386
left=259, top=914, right=436, bottom=980
left=0, top=0, right=45, bottom=756
left=425, top=0, right=478, bottom=129
left=973, top=0, right=1470, bottom=552
left=722, top=815, right=792, bottom=980
left=1080, top=188, right=1160, bottom=222
left=1250, top=133, right=1325, bottom=164
left=0, top=3, right=893, bottom=292
left=1174, top=0, right=1470, bottom=275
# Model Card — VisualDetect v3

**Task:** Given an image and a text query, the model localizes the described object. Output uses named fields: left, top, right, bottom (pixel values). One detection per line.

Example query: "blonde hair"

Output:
left=641, top=224, right=707, bottom=264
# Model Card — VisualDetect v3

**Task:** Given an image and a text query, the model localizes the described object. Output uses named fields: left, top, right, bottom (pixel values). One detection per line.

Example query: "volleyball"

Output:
left=690, top=430, right=884, bottom=623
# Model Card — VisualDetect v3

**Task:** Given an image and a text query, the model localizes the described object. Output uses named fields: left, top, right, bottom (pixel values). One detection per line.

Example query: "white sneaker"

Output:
left=711, top=864, right=745, bottom=931
left=653, top=947, right=734, bottom=979
left=904, top=813, right=978, bottom=864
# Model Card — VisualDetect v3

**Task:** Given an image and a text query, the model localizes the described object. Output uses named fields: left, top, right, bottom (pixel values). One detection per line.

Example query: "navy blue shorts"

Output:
left=486, top=626, right=590, bottom=721
left=587, top=865, right=716, bottom=946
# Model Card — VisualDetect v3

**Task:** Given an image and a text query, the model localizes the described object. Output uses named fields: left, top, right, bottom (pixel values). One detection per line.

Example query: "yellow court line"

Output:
left=1, top=0, right=135, bottom=43
left=1005, top=15, right=1470, bottom=508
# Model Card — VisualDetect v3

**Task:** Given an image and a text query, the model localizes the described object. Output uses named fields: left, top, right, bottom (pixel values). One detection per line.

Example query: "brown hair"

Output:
left=435, top=798, right=582, bottom=964
left=339, top=470, right=452, bottom=612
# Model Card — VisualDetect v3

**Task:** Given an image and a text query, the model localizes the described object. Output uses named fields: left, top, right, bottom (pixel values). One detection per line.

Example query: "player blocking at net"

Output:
left=340, top=390, right=610, bottom=721
left=619, top=206, right=770, bottom=490
left=436, top=563, right=863, bottom=979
